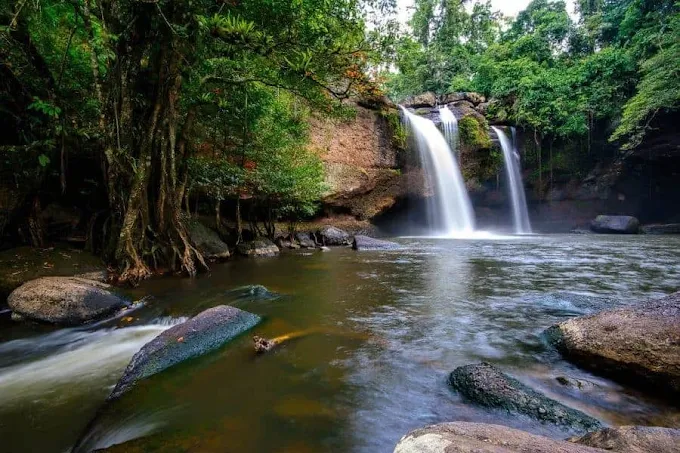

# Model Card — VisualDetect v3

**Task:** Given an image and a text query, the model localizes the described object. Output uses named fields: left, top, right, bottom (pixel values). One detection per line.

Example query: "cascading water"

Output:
left=401, top=107, right=475, bottom=236
left=439, top=105, right=459, bottom=157
left=492, top=126, right=532, bottom=234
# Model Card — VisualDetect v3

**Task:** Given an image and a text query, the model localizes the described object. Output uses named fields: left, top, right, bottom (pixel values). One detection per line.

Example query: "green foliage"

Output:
left=459, top=116, right=492, bottom=150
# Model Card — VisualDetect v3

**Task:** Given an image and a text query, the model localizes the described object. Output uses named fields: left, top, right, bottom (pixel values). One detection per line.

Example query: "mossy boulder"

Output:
left=187, top=221, right=230, bottom=260
left=449, top=363, right=601, bottom=433
left=459, top=116, right=492, bottom=151
left=109, top=305, right=260, bottom=400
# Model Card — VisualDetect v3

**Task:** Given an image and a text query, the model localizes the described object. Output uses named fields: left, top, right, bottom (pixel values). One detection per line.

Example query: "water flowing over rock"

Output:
left=108, top=305, right=260, bottom=400
left=236, top=239, right=280, bottom=257
left=394, top=422, right=602, bottom=453
left=492, top=126, right=532, bottom=234
left=439, top=106, right=459, bottom=157
left=7, top=277, right=128, bottom=325
left=317, top=226, right=351, bottom=246
left=590, top=215, right=639, bottom=234
left=448, top=363, right=601, bottom=432
left=352, top=235, right=400, bottom=250
left=546, top=292, right=680, bottom=397
left=401, top=107, right=475, bottom=236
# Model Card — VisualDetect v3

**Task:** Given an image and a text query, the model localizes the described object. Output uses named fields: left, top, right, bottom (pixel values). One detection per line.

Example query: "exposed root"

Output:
left=253, top=328, right=379, bottom=354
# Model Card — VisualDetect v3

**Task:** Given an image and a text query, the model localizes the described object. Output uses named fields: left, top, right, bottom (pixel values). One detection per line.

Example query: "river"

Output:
left=1, top=234, right=679, bottom=452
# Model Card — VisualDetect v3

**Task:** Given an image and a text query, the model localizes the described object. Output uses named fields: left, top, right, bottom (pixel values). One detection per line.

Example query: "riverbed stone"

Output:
left=295, top=232, right=317, bottom=248
left=317, top=226, right=351, bottom=246
left=640, top=223, right=680, bottom=234
left=236, top=238, right=279, bottom=257
left=571, top=426, right=680, bottom=452
left=109, top=305, right=260, bottom=400
left=187, top=221, right=230, bottom=260
left=394, top=422, right=603, bottom=453
left=448, top=363, right=601, bottom=432
left=589, top=215, right=639, bottom=234
left=7, top=276, right=128, bottom=325
left=352, top=235, right=400, bottom=251
left=545, top=292, right=680, bottom=396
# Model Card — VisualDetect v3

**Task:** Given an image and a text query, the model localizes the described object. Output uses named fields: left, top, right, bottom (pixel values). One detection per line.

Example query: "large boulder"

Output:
left=394, top=422, right=602, bottom=453
left=448, top=363, right=601, bottom=432
left=236, top=239, right=279, bottom=257
left=295, top=232, right=317, bottom=248
left=187, top=221, right=230, bottom=260
left=394, top=423, right=680, bottom=453
left=403, top=92, right=437, bottom=108
left=464, top=92, right=486, bottom=105
left=109, top=305, right=260, bottom=400
left=545, top=292, right=680, bottom=396
left=439, top=92, right=466, bottom=104
left=352, top=235, right=400, bottom=251
left=640, top=223, right=680, bottom=235
left=7, top=276, right=128, bottom=325
left=589, top=215, right=639, bottom=234
left=317, top=226, right=351, bottom=246
left=571, top=426, right=680, bottom=452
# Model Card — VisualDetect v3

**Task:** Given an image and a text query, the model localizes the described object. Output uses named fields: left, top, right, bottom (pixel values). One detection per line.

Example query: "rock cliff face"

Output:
left=310, top=103, right=412, bottom=219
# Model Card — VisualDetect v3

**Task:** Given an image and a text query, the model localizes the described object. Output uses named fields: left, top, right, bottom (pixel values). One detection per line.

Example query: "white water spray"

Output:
left=439, top=106, right=459, bottom=157
left=492, top=126, right=532, bottom=234
left=401, top=107, right=475, bottom=236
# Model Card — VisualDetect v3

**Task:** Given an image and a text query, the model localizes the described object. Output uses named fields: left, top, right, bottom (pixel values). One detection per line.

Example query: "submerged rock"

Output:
left=109, top=305, right=260, bottom=400
left=7, top=276, right=128, bottom=325
left=317, top=226, right=351, bottom=246
left=571, top=426, right=680, bottom=452
left=352, top=235, right=400, bottom=251
left=224, top=284, right=279, bottom=301
left=589, top=215, right=639, bottom=234
left=394, top=422, right=601, bottom=453
left=448, top=363, right=601, bottom=432
left=187, top=221, right=230, bottom=260
left=640, top=223, right=680, bottom=235
left=236, top=239, right=279, bottom=257
left=545, top=292, right=680, bottom=396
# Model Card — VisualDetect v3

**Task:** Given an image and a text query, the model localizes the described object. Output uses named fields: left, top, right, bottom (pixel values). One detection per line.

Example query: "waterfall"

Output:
left=492, top=126, right=532, bottom=234
left=439, top=106, right=459, bottom=156
left=401, top=107, right=475, bottom=236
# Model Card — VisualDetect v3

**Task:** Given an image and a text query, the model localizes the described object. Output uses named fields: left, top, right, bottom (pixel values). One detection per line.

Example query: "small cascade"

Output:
left=492, top=126, right=532, bottom=234
left=439, top=105, right=459, bottom=156
left=401, top=107, right=475, bottom=236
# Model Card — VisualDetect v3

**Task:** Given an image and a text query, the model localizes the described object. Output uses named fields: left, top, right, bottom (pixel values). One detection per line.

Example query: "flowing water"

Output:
left=1, top=235, right=680, bottom=452
left=401, top=107, right=475, bottom=236
left=439, top=106, right=459, bottom=157
left=492, top=126, right=532, bottom=234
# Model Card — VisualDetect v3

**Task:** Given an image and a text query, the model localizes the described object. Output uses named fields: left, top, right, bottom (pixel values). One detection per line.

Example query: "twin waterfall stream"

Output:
left=401, top=105, right=532, bottom=235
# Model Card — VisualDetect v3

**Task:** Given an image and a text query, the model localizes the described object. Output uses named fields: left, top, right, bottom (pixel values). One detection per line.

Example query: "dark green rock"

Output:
left=109, top=305, right=260, bottom=400
left=448, top=363, right=601, bottom=433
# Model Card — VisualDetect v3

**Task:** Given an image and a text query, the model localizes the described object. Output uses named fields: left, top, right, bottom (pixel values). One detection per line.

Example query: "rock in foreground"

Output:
left=572, top=426, right=680, bottom=452
left=317, top=226, right=351, bottom=246
left=394, top=423, right=680, bottom=453
left=8, top=276, right=128, bottom=325
left=352, top=235, right=400, bottom=251
left=109, top=305, right=260, bottom=400
left=590, top=215, right=639, bottom=234
left=236, top=239, right=279, bottom=257
left=394, top=422, right=601, bottom=453
left=546, top=292, right=680, bottom=396
left=448, top=363, right=601, bottom=432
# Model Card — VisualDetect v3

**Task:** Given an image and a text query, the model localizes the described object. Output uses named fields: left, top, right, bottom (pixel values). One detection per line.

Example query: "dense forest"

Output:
left=1, top=0, right=679, bottom=281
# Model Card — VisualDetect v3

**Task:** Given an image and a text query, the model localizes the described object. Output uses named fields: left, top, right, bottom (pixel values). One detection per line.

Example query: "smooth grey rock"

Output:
left=448, top=363, right=601, bottom=432
left=352, top=235, right=400, bottom=251
left=589, top=215, right=639, bottom=234
left=187, top=221, right=230, bottom=260
left=403, top=92, right=437, bottom=108
left=546, top=292, right=680, bottom=396
left=8, top=277, right=128, bottom=325
left=295, top=232, right=317, bottom=248
left=317, top=226, right=351, bottom=246
left=236, top=239, right=279, bottom=257
left=109, top=305, right=260, bottom=400
left=571, top=426, right=680, bottom=452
